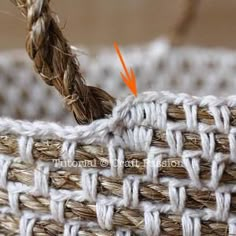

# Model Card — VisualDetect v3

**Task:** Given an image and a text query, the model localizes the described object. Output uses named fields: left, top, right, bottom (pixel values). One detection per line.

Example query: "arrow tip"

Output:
left=130, top=68, right=137, bottom=97
left=114, top=42, right=138, bottom=97
left=120, top=69, right=137, bottom=96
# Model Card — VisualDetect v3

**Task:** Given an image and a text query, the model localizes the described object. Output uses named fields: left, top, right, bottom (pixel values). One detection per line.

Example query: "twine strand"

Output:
left=11, top=0, right=115, bottom=124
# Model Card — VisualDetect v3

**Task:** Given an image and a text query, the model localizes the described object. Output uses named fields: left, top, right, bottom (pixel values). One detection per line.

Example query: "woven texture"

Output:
left=1, top=90, right=236, bottom=235
left=2, top=39, right=236, bottom=235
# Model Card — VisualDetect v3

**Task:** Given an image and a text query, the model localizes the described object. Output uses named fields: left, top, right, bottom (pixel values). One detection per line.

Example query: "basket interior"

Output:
left=1, top=39, right=236, bottom=123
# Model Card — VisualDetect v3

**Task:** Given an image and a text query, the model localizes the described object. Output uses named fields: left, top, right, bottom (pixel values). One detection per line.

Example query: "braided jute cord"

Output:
left=10, top=0, right=115, bottom=124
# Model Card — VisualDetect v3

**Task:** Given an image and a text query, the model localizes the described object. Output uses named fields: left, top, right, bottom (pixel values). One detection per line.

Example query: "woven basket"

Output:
left=1, top=1, right=236, bottom=236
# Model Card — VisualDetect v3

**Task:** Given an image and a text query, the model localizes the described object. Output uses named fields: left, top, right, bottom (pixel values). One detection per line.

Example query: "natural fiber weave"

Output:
left=0, top=92, right=236, bottom=235
left=1, top=0, right=236, bottom=235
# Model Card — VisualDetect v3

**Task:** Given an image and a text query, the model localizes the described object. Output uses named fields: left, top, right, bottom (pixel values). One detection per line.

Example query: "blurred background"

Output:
left=1, top=0, right=236, bottom=123
left=1, top=0, right=236, bottom=50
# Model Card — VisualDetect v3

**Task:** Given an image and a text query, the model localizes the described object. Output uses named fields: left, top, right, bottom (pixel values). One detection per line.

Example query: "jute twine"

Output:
left=0, top=133, right=235, bottom=180
left=0, top=212, right=227, bottom=236
left=11, top=0, right=115, bottom=124
left=10, top=0, right=199, bottom=124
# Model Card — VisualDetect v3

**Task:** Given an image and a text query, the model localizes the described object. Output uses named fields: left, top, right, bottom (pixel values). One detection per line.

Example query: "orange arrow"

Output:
left=114, top=42, right=137, bottom=96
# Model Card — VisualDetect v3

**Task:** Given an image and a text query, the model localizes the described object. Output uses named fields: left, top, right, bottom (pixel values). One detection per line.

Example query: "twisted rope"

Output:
left=0, top=213, right=118, bottom=236
left=10, top=0, right=115, bottom=124
left=9, top=0, right=201, bottom=124
left=5, top=161, right=236, bottom=201
left=0, top=201, right=229, bottom=235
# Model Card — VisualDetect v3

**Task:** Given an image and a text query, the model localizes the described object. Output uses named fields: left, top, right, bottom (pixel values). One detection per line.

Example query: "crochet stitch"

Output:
left=0, top=92, right=236, bottom=235
left=1, top=0, right=236, bottom=235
